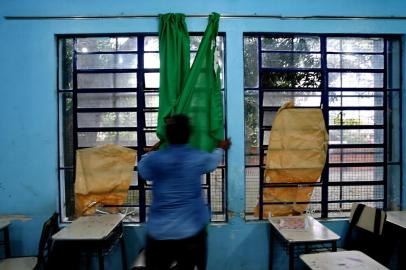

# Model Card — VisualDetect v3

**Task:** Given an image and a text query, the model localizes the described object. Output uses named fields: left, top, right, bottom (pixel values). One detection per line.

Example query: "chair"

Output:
left=0, top=213, right=59, bottom=270
left=344, top=203, right=388, bottom=265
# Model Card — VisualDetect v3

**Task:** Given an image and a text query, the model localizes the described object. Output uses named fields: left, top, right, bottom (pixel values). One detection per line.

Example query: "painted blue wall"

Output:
left=0, top=1, right=405, bottom=269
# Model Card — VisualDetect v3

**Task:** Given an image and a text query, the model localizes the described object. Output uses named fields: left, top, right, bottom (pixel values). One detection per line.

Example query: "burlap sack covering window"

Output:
left=74, top=144, right=137, bottom=216
left=256, top=101, right=328, bottom=217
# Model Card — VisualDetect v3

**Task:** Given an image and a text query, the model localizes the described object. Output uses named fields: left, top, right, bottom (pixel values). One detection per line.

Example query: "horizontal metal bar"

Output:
left=76, top=51, right=139, bottom=55
left=326, top=51, right=384, bottom=56
left=263, top=201, right=321, bottom=205
left=76, top=88, right=137, bottom=93
left=262, top=68, right=383, bottom=73
left=263, top=182, right=322, bottom=188
left=328, top=162, right=385, bottom=167
left=257, top=144, right=385, bottom=151
left=263, top=198, right=384, bottom=206
left=246, top=163, right=386, bottom=169
left=263, top=180, right=384, bottom=188
left=328, top=143, right=384, bottom=148
left=327, top=181, right=384, bottom=186
left=77, top=68, right=138, bottom=73
left=57, top=89, right=74, bottom=93
left=6, top=14, right=406, bottom=21
left=77, top=107, right=138, bottom=112
left=328, top=87, right=385, bottom=92
left=58, top=166, right=74, bottom=170
left=244, top=88, right=322, bottom=92
left=328, top=124, right=384, bottom=129
left=261, top=68, right=321, bottom=72
left=262, top=105, right=320, bottom=110
left=78, top=146, right=138, bottom=150
left=261, top=50, right=321, bottom=54
left=327, top=68, right=384, bottom=73
left=329, top=106, right=384, bottom=110
left=77, top=127, right=138, bottom=132
left=246, top=33, right=401, bottom=38
left=327, top=199, right=384, bottom=203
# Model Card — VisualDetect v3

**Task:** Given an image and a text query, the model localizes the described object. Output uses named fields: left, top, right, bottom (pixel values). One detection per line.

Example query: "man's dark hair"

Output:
left=165, top=114, right=191, bottom=144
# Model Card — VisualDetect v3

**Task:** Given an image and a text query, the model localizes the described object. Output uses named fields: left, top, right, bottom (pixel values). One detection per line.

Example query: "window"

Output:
left=58, top=34, right=226, bottom=222
left=244, top=34, right=402, bottom=219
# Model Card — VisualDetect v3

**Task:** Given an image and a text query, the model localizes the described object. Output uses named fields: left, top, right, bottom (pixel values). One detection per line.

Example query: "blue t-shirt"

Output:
left=138, top=144, right=223, bottom=240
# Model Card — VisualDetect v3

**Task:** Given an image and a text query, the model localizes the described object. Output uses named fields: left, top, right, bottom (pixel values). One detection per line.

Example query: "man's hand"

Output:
left=144, top=140, right=163, bottom=152
left=217, top=138, right=231, bottom=150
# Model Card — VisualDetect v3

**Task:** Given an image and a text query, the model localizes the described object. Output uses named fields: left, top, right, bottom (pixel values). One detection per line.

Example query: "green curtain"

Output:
left=157, top=12, right=224, bottom=152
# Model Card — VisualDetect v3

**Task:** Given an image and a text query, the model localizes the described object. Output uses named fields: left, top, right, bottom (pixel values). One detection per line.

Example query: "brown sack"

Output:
left=75, top=144, right=137, bottom=216
left=256, top=101, right=328, bottom=218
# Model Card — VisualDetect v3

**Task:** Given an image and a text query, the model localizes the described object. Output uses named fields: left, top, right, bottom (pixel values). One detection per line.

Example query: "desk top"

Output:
left=386, top=211, right=406, bottom=229
left=53, top=213, right=125, bottom=241
left=269, top=215, right=340, bottom=243
left=0, top=221, right=10, bottom=230
left=0, top=215, right=31, bottom=223
left=300, top=250, right=388, bottom=270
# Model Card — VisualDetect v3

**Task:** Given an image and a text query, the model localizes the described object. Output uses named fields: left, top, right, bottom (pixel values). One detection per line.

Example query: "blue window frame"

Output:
left=57, top=34, right=227, bottom=223
left=244, top=34, right=402, bottom=219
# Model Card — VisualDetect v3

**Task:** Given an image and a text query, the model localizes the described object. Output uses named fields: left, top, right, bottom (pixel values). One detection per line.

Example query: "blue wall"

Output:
left=0, top=1, right=405, bottom=269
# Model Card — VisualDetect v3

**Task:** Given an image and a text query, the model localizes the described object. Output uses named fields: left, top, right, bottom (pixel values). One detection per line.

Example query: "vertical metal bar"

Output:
left=387, top=41, right=394, bottom=162
left=399, top=37, right=404, bottom=210
left=222, top=167, right=227, bottom=221
left=222, top=34, right=228, bottom=222
left=137, top=36, right=147, bottom=222
left=337, top=39, right=344, bottom=209
left=288, top=244, right=295, bottom=270
left=206, top=173, right=212, bottom=218
left=320, top=36, right=330, bottom=218
left=383, top=39, right=388, bottom=209
left=72, top=38, right=79, bottom=193
left=258, top=35, right=264, bottom=219
left=56, top=38, right=63, bottom=221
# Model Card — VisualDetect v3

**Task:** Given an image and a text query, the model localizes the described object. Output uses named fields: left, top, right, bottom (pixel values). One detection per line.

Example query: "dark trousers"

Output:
left=146, top=229, right=207, bottom=270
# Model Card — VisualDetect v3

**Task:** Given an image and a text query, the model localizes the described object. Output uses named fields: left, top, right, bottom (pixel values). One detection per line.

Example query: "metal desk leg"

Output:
left=86, top=251, right=92, bottom=270
left=332, top=241, right=337, bottom=252
left=4, top=227, right=11, bottom=258
left=288, top=244, right=294, bottom=270
left=120, top=237, right=127, bottom=270
left=269, top=227, right=274, bottom=270
left=98, top=248, right=105, bottom=270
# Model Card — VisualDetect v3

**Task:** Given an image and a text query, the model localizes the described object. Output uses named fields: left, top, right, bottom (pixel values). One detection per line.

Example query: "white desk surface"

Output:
left=52, top=213, right=125, bottom=241
left=386, top=211, right=406, bottom=229
left=0, top=215, right=31, bottom=223
left=0, top=257, right=38, bottom=270
left=268, top=215, right=340, bottom=243
left=300, top=250, right=388, bottom=270
left=0, top=221, right=10, bottom=230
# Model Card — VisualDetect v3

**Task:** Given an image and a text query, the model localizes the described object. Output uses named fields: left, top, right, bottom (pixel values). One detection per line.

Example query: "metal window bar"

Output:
left=244, top=34, right=400, bottom=219
left=58, top=33, right=227, bottom=222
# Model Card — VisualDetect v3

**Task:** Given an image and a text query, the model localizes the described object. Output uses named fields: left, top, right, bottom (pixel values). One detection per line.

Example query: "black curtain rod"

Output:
left=4, top=14, right=406, bottom=20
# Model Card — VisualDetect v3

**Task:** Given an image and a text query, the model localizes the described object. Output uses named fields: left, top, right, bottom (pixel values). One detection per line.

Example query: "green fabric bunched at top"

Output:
left=157, top=12, right=224, bottom=152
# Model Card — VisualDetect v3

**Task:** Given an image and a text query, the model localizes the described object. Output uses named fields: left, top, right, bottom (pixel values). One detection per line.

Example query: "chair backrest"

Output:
left=345, top=203, right=388, bottom=266
left=35, top=213, right=59, bottom=270
left=349, top=203, right=386, bottom=235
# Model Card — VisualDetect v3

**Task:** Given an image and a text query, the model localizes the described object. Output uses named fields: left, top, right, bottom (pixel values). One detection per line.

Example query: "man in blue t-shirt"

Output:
left=138, top=114, right=230, bottom=270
